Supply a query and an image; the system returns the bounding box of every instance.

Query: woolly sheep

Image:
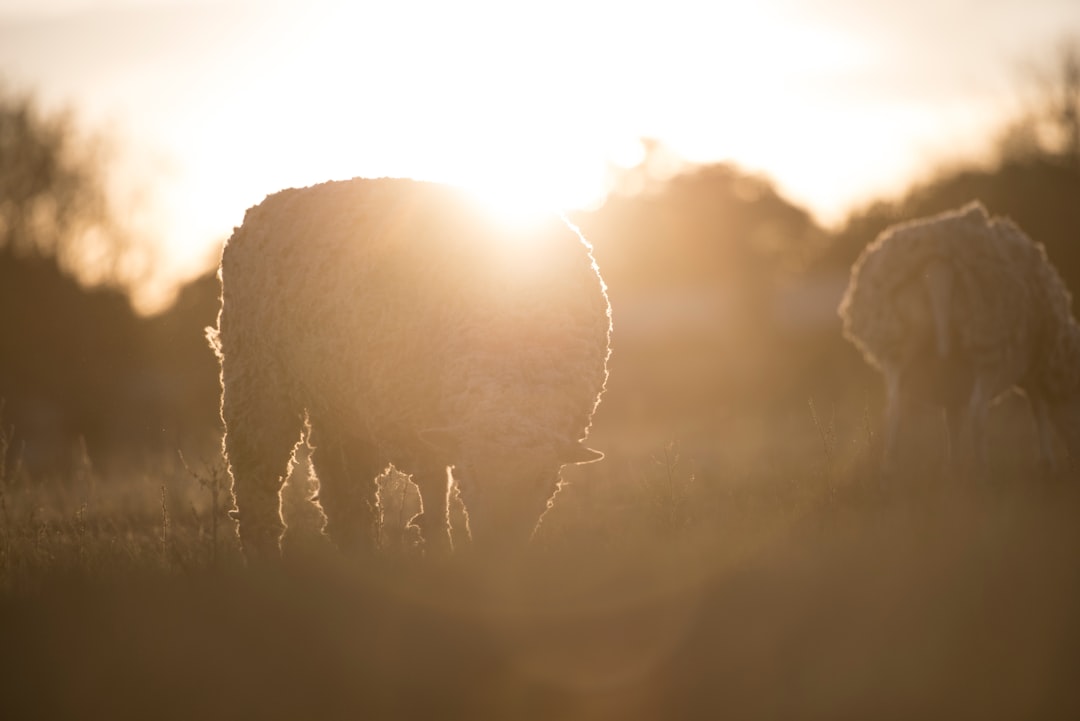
[207,177,611,559]
[838,201,1080,482]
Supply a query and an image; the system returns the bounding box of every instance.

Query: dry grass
[1,398,1079,720]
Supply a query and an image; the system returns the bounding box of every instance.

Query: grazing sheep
[838,201,1080,482]
[207,177,611,559]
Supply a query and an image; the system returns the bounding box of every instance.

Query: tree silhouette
[0,84,149,292]
[0,86,166,473]
[997,40,1080,169]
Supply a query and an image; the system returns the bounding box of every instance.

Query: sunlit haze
[1,0,1078,312]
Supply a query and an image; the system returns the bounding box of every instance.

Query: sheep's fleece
[840,201,1079,396]
[839,200,1080,476]
[209,177,611,557]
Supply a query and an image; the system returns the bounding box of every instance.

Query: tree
[997,39,1080,169]
[0,85,164,472]
[0,84,150,293]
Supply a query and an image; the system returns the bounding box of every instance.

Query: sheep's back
[218,177,610,447]
[839,204,1052,378]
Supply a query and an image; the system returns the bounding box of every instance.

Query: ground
[1,395,1078,720]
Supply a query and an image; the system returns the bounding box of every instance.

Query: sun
[456,179,571,229]
[425,146,611,230]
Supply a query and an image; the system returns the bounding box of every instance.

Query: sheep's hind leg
[880,368,905,488]
[964,377,993,484]
[943,401,973,483]
[1030,394,1059,480]
[409,462,454,554]
[222,381,305,561]
[308,427,385,555]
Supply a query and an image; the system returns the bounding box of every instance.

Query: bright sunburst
[451,165,606,228]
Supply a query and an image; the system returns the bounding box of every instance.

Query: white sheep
[838,201,1080,482]
[207,177,611,558]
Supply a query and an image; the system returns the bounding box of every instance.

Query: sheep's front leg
[409,463,454,554]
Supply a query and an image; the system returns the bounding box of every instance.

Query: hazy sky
[1,0,1078,311]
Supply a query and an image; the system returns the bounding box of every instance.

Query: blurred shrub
[0,87,215,474]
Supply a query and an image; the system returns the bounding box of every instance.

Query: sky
[1,0,1078,312]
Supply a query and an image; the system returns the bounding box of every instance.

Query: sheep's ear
[961,200,988,221]
[419,427,461,455]
[564,442,604,465]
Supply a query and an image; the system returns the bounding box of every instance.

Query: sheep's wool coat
[839,201,1080,398]
[215,178,610,519]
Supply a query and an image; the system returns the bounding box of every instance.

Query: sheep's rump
[838,202,1076,392]
[216,177,611,454]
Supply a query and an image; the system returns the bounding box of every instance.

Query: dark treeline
[0,86,219,474]
[820,157,1080,281]
[0,250,220,474]
[1,65,1079,472]
[6,151,1077,473]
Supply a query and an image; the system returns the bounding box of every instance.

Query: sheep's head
[420,427,602,548]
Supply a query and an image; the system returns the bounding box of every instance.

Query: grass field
[2,398,1079,720]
